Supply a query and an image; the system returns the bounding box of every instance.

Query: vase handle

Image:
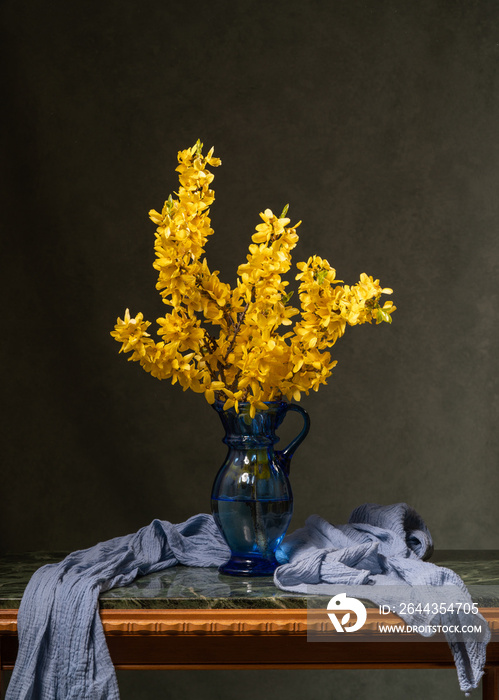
[277,403,311,474]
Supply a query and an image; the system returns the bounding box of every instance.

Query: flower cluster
[111,141,395,417]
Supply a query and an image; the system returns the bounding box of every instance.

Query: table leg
[483,667,499,700]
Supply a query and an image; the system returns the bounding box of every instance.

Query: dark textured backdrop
[2,0,498,697]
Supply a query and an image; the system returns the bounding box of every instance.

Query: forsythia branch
[111,142,396,416]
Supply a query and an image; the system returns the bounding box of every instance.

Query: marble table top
[1,550,498,610]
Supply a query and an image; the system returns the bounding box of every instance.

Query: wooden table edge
[2,607,499,635]
[2,608,499,699]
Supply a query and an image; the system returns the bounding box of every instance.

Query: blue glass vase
[211,400,310,576]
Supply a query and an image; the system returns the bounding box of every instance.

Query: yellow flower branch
[111,141,396,417]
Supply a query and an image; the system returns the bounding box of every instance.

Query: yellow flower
[111,142,395,411]
[111,309,153,358]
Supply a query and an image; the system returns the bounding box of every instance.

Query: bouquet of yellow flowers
[111,141,395,417]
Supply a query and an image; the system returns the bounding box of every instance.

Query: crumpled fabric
[274,503,490,694]
[6,504,489,698]
[7,515,229,700]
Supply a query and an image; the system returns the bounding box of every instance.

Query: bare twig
[223,300,251,363]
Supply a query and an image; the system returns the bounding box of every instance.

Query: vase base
[219,555,278,577]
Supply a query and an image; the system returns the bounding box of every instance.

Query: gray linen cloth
[6,503,489,698]
[274,503,490,695]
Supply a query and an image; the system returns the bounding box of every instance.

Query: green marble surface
[1,550,498,610]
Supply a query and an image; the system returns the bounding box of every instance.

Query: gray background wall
[2,0,498,697]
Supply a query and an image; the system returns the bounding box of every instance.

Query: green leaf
[316,269,328,284]
[283,290,294,304]
[376,309,392,324]
[280,203,289,218]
